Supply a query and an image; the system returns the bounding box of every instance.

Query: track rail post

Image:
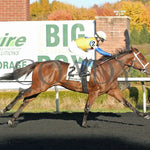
[141,81,146,113]
[55,86,59,112]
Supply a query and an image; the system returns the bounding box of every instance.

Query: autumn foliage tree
[93,3,115,16]
[30,0,50,20]
[120,1,147,31]
[30,0,150,43]
[48,0,97,20]
[48,10,72,20]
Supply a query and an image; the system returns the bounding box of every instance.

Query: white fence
[54,77,150,113]
[117,77,150,113]
[0,77,149,113]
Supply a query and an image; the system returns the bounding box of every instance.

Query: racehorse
[0,47,150,127]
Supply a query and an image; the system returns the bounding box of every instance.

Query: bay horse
[0,47,150,127]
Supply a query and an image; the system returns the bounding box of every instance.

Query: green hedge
[0,86,149,112]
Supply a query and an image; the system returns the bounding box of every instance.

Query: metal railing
[55,77,150,113]
[117,77,150,113]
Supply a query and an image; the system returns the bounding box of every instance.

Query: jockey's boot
[79,58,89,77]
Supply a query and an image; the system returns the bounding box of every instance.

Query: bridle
[127,51,149,73]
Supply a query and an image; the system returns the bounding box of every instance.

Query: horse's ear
[131,46,134,51]
[131,46,139,52]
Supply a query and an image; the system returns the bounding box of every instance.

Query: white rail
[55,77,150,113]
[117,77,150,82]
[0,77,149,113]
[118,77,150,113]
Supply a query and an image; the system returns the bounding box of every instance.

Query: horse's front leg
[108,88,150,119]
[82,92,99,128]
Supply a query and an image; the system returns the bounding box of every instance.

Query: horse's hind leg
[0,89,25,115]
[7,86,42,126]
[8,94,39,126]
[108,88,150,119]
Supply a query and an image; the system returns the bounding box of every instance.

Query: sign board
[0,21,95,89]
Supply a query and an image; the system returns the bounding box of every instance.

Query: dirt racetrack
[0,112,150,150]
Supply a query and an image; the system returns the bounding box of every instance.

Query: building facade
[0,0,30,21]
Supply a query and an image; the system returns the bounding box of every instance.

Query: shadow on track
[0,136,150,150]
[0,112,143,127]
[0,112,150,150]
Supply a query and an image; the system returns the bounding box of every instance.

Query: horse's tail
[0,62,39,80]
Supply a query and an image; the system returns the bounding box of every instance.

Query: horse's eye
[141,56,145,61]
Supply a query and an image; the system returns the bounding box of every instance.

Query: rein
[93,56,115,69]
[93,50,149,73]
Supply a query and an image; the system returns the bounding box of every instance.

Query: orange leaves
[30,2,42,19]
[96,7,115,16]
[93,3,115,16]
[72,8,97,20]
[30,0,150,32]
[48,10,72,20]
[49,1,97,20]
[30,0,50,20]
[120,1,150,31]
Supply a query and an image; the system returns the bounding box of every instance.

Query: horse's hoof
[82,125,90,128]
[144,115,150,119]
[82,122,90,128]
[0,110,4,115]
[8,120,13,126]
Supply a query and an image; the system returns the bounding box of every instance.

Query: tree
[30,2,42,20]
[30,0,50,20]
[73,8,97,20]
[139,24,150,44]
[130,0,150,4]
[40,0,50,20]
[121,1,146,31]
[93,3,115,16]
[130,26,140,44]
[48,10,72,20]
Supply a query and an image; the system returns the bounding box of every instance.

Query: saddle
[80,57,113,93]
[66,58,110,93]
[66,59,93,93]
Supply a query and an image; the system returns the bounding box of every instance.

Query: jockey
[68,31,111,77]
[69,31,111,59]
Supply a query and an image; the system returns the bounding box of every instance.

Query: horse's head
[131,47,150,74]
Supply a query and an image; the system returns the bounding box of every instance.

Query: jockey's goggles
[100,38,104,42]
[95,33,105,42]
[97,38,104,43]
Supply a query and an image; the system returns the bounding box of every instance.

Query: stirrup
[79,71,90,77]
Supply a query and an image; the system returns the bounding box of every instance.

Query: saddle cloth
[66,61,93,82]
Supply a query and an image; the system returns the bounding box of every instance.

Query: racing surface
[0,112,150,150]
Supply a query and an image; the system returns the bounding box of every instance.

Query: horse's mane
[98,49,133,62]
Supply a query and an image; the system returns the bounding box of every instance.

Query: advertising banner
[0,20,95,89]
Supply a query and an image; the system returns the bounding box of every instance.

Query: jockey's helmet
[95,31,107,41]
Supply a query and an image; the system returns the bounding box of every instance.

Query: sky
[30,0,121,8]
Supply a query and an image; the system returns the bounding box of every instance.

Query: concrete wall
[0,0,30,21]
[95,16,130,59]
